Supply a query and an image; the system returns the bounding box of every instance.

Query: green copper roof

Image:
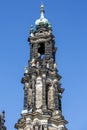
[35,4,51,28]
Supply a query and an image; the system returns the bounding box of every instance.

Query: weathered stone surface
[28,88,32,108]
[48,86,55,109]
[35,77,43,109]
[15,5,68,130]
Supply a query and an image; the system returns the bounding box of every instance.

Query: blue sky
[0,0,87,130]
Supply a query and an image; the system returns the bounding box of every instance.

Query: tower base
[15,110,68,130]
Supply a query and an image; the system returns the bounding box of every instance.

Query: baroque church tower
[15,5,68,130]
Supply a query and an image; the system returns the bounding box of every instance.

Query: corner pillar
[24,82,29,110]
[42,74,47,111]
[32,74,36,110]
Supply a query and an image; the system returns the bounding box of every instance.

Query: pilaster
[42,74,47,112]
[32,74,36,110]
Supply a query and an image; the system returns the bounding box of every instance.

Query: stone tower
[0,111,6,130]
[15,4,68,130]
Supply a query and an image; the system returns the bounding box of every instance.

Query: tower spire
[40,4,45,19]
[35,4,49,28]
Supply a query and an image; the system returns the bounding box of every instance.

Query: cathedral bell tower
[15,4,68,130]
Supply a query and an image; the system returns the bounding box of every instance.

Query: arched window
[38,43,45,59]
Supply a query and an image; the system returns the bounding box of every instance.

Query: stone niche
[35,77,43,109]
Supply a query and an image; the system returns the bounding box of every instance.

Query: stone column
[24,82,29,110]
[35,126,39,130]
[30,44,32,60]
[48,85,55,110]
[45,42,50,60]
[40,125,42,130]
[54,84,59,110]
[42,74,47,111]
[53,79,59,110]
[32,75,36,110]
[35,77,43,109]
[28,84,32,110]
[34,43,38,58]
[49,41,53,59]
[43,125,48,130]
